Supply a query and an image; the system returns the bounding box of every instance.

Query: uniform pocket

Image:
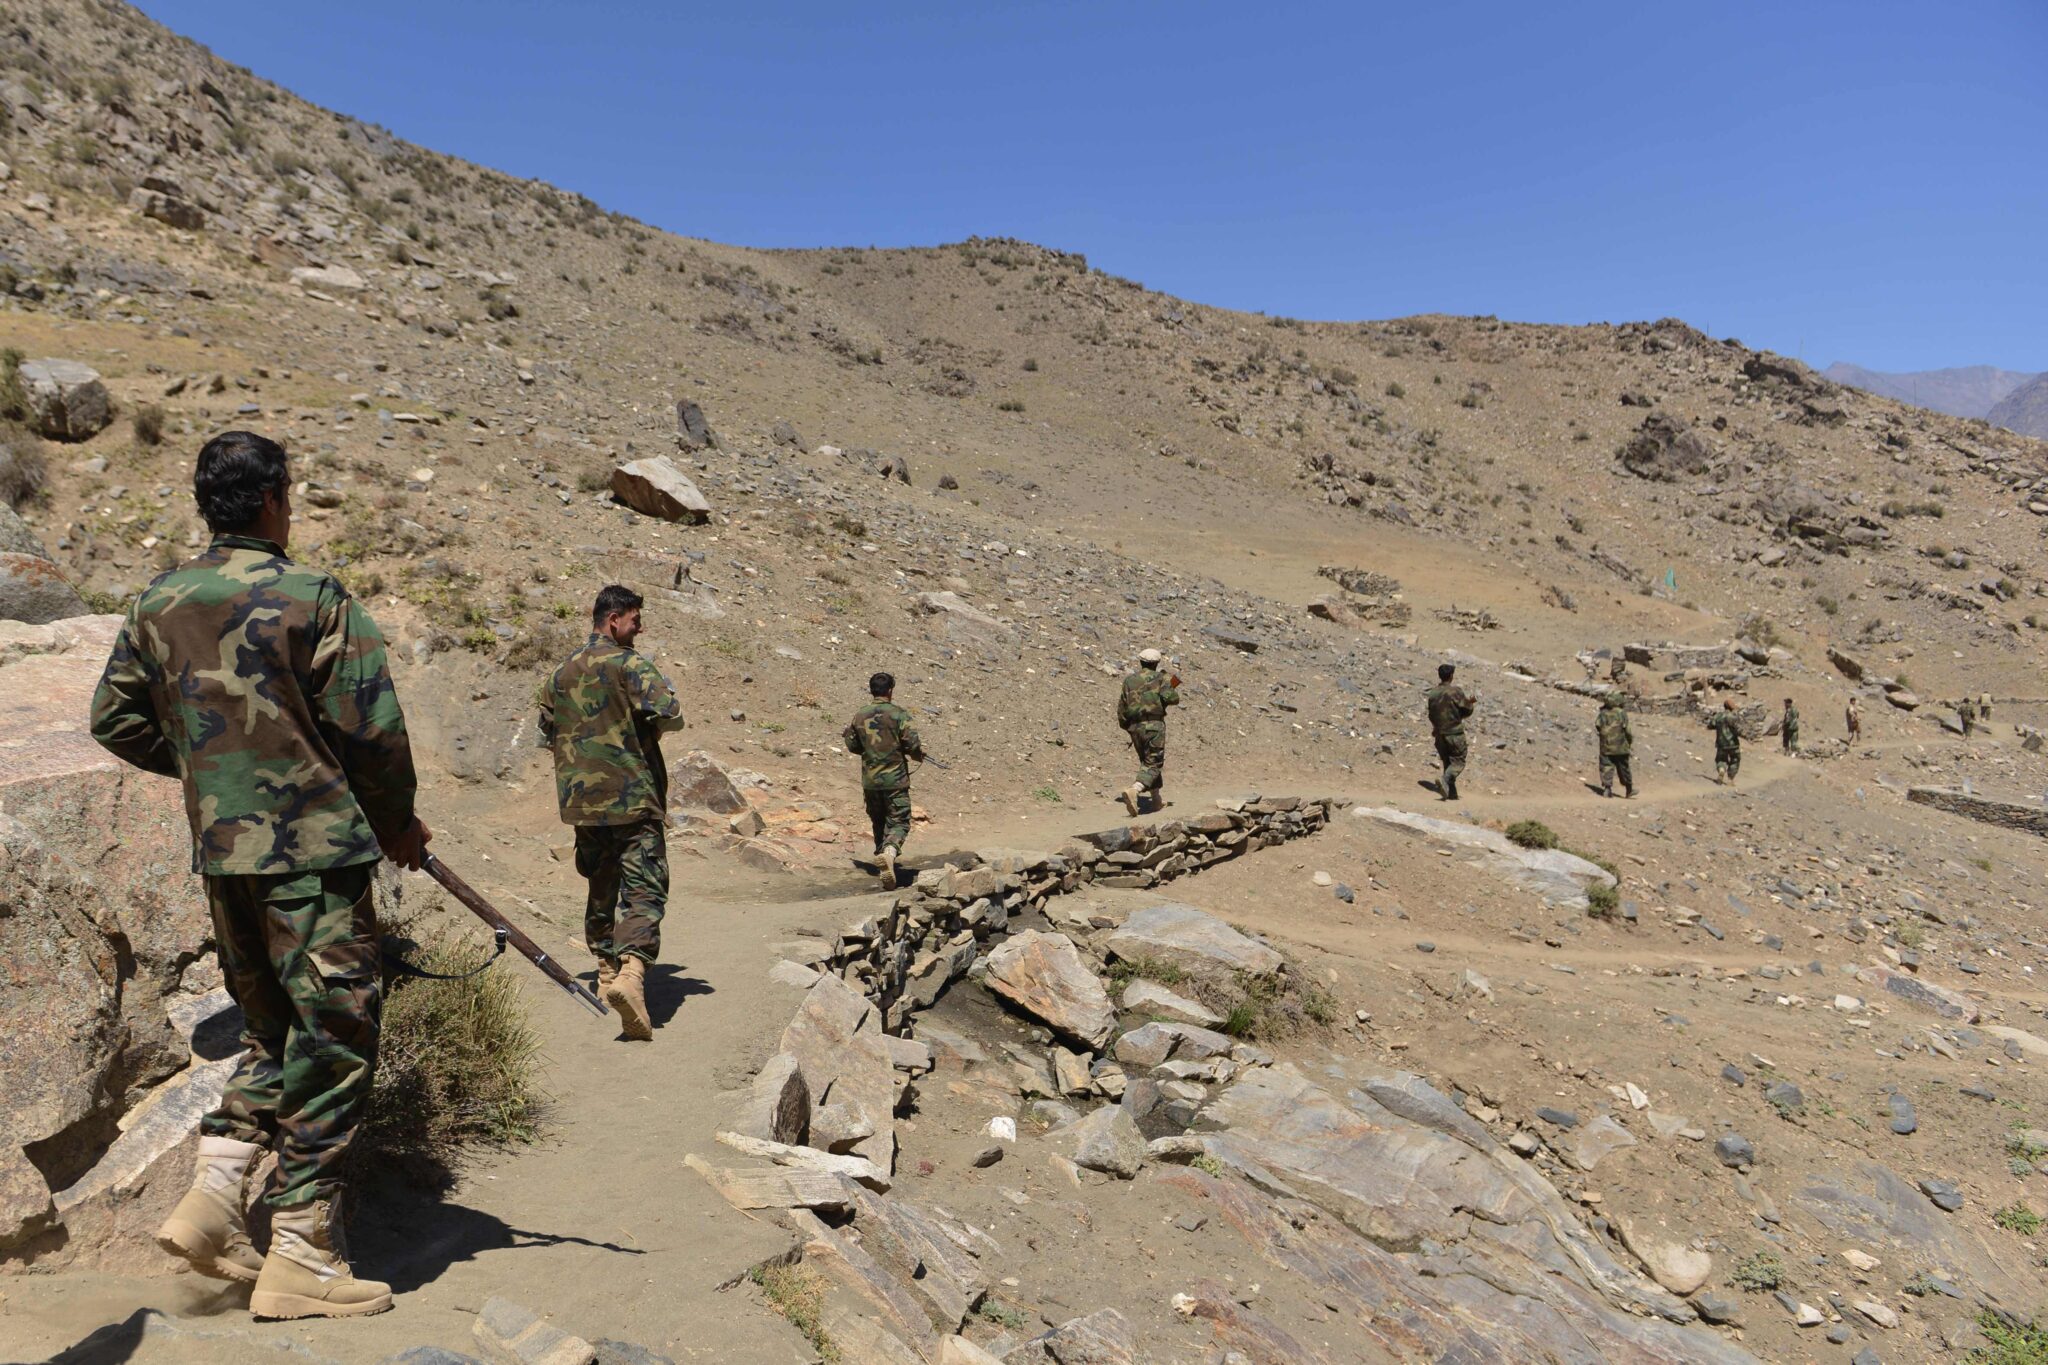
[309,939,380,983]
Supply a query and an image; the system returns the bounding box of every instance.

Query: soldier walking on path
[90,431,427,1320]
[1846,694,1863,741]
[1958,695,1978,737]
[1781,698,1801,754]
[1425,663,1476,801]
[1597,692,1635,798]
[843,671,925,887]
[538,584,685,1042]
[1709,699,1744,784]
[1116,648,1180,816]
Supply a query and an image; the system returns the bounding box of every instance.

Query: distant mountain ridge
[1820,362,2037,420]
[1989,373,2048,440]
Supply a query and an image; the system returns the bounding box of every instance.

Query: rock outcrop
[18,359,111,442]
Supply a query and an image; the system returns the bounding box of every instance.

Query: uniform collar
[211,533,286,556]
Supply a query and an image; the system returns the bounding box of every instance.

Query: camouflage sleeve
[89,610,179,778]
[535,673,556,746]
[311,588,418,837]
[626,654,686,733]
[1160,682,1181,709]
[900,712,926,761]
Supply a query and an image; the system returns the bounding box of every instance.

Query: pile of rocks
[799,798,1337,1029]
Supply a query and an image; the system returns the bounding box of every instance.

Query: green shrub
[131,403,166,447]
[1730,1251,1784,1292]
[1586,883,1620,918]
[1972,1310,2048,1364]
[1505,820,1558,850]
[1994,1203,2044,1236]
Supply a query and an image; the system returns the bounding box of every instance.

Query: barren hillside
[6,4,2048,1364]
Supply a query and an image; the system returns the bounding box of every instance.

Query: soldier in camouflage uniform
[1424,663,1476,801]
[1708,699,1744,784]
[1117,648,1180,815]
[91,431,426,1320]
[1957,695,1978,737]
[843,671,926,887]
[1597,692,1635,798]
[1781,698,1801,754]
[538,584,684,1042]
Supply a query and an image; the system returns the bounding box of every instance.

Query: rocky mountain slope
[1990,372,2048,441]
[5,4,2048,1364]
[1821,364,2036,423]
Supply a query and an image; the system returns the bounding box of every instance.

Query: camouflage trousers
[201,863,381,1208]
[1782,725,1799,753]
[1599,753,1633,795]
[575,819,667,965]
[1126,723,1167,793]
[864,786,912,854]
[1435,734,1468,788]
[1717,747,1741,781]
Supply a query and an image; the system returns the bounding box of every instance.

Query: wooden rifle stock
[422,854,608,1018]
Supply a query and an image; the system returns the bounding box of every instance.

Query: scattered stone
[1572,1115,1638,1171]
[1919,1177,1963,1212]
[674,400,715,450]
[1536,1106,1580,1129]
[1120,979,1223,1028]
[1855,1298,1900,1329]
[1721,1063,1747,1087]
[1693,1293,1742,1325]
[984,930,1115,1050]
[1508,1131,1541,1157]
[1887,1095,1917,1136]
[1715,1134,1756,1169]
[972,1145,1003,1168]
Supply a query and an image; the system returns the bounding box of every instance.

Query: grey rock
[1887,1095,1917,1136]
[1763,1080,1804,1111]
[1715,1134,1756,1169]
[1061,1105,1146,1179]
[1352,806,1616,908]
[1919,1177,1963,1212]
[18,359,111,441]
[1721,1063,1747,1086]
[611,456,712,524]
[473,1295,597,1365]
[674,399,715,450]
[1536,1107,1580,1129]
[1104,903,1283,981]
[1693,1292,1742,1325]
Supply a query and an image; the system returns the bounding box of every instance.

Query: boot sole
[156,1219,260,1284]
[250,1290,392,1320]
[606,983,654,1041]
[1118,792,1139,817]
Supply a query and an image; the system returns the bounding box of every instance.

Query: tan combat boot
[249,1197,391,1319]
[156,1135,266,1282]
[876,845,898,889]
[595,958,618,996]
[1118,785,1141,817]
[607,955,653,1041]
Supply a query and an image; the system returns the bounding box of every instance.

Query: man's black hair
[869,671,895,697]
[194,430,289,534]
[592,583,643,627]
[1438,663,1455,681]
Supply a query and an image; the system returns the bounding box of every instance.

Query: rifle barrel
[422,854,608,1018]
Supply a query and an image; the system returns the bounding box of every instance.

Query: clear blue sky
[137,1,2046,373]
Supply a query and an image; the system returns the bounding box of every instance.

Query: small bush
[996,399,1025,413]
[501,618,580,671]
[1385,381,1406,399]
[131,403,166,447]
[0,348,30,423]
[1586,883,1620,918]
[1730,1251,1784,1292]
[354,923,545,1189]
[1972,1310,2048,1364]
[750,1262,837,1361]
[1505,820,1559,850]
[1994,1203,2044,1236]
[1022,357,1039,371]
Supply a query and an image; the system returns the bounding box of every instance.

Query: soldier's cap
[1138,648,1162,664]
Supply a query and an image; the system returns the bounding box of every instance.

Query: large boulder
[128,187,204,230]
[984,931,1114,1051]
[778,973,895,1171]
[289,264,367,294]
[1616,414,1713,482]
[0,616,223,1271]
[913,591,1018,658]
[669,749,752,814]
[18,360,111,442]
[611,456,712,524]
[1103,904,1283,981]
[0,510,86,623]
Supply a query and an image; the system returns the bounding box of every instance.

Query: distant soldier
[538,584,685,1042]
[1781,698,1801,754]
[1979,693,1994,722]
[1846,694,1863,741]
[843,671,926,887]
[1596,692,1635,798]
[1424,662,1476,801]
[1708,699,1743,784]
[90,431,427,1319]
[1958,695,1978,738]
[1116,648,1180,815]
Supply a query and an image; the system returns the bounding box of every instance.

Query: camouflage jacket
[538,633,685,825]
[1782,705,1801,734]
[89,534,418,875]
[1596,699,1633,756]
[1425,683,1475,739]
[1118,667,1180,730]
[1708,712,1743,753]
[843,701,924,791]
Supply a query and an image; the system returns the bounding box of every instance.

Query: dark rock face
[1616,414,1714,482]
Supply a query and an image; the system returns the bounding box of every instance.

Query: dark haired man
[843,671,925,887]
[1424,662,1476,801]
[91,430,426,1319]
[537,584,684,1040]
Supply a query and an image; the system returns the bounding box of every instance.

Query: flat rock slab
[1121,979,1223,1027]
[984,930,1114,1050]
[1104,903,1283,980]
[778,972,896,1170]
[913,591,1019,658]
[1352,806,1615,907]
[1853,965,1979,1023]
[611,456,711,524]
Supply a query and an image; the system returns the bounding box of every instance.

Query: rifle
[919,755,950,771]
[422,854,609,1018]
